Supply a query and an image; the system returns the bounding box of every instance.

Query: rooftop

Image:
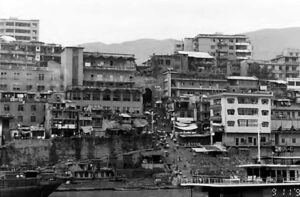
[177,51,214,59]
[208,91,273,98]
[227,76,258,81]
[195,34,248,39]
[84,51,135,60]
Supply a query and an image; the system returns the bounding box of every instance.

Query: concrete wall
[0,135,153,166]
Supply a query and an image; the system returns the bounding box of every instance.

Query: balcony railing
[84,65,136,71]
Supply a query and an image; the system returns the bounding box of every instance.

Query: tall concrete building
[241,49,300,80]
[0,36,63,141]
[209,92,272,146]
[175,33,252,75]
[0,17,39,42]
[64,51,144,118]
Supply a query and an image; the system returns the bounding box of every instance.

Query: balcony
[66,85,142,92]
[235,42,251,46]
[210,115,222,121]
[236,49,251,53]
[84,65,136,71]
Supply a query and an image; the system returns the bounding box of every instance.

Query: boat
[62,160,126,183]
[0,169,61,197]
[181,125,300,197]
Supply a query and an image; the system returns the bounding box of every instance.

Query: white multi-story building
[209,92,273,146]
[0,17,39,41]
[287,78,300,91]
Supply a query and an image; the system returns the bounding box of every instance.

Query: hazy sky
[1,0,300,45]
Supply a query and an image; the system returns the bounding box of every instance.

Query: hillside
[79,39,178,64]
[245,27,300,60]
[78,27,300,64]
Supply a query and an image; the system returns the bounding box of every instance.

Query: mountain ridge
[79,27,300,64]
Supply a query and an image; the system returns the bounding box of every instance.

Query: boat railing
[182,175,300,185]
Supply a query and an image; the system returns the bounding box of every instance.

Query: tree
[248,63,274,80]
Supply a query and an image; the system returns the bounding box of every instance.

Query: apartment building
[241,49,300,80]
[163,71,227,98]
[0,17,39,41]
[0,37,63,92]
[147,51,216,90]
[209,92,273,146]
[175,33,252,75]
[0,37,63,141]
[63,48,143,117]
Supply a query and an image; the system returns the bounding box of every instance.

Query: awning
[175,122,188,127]
[120,124,132,131]
[134,119,148,127]
[176,123,198,131]
[171,117,194,124]
[81,126,93,134]
[192,148,207,153]
[120,113,131,118]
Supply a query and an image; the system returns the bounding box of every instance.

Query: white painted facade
[210,92,273,134]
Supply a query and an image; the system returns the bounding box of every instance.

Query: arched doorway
[143,88,152,110]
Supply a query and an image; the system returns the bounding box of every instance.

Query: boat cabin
[240,163,300,183]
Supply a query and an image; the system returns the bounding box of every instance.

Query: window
[113,91,121,101]
[6,22,14,26]
[103,91,111,101]
[0,84,7,90]
[260,137,266,143]
[227,98,235,104]
[166,60,171,65]
[18,105,24,111]
[213,99,221,105]
[72,92,81,100]
[238,108,258,115]
[248,137,253,144]
[14,72,20,79]
[261,99,269,104]
[4,104,10,111]
[238,97,258,104]
[31,105,36,111]
[227,109,235,115]
[133,92,140,102]
[17,116,23,122]
[92,91,100,100]
[83,92,91,100]
[281,138,285,144]
[262,122,269,127]
[38,74,44,80]
[262,110,269,116]
[296,82,300,86]
[26,85,33,91]
[229,46,234,50]
[30,116,36,122]
[227,121,235,127]
[238,119,258,127]
[292,138,297,143]
[123,91,131,101]
[37,85,45,92]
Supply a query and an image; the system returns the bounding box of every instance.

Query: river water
[50,188,205,197]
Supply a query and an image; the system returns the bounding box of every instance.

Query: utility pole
[258,123,261,163]
[151,111,154,133]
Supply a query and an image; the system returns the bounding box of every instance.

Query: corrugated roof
[227,76,258,81]
[177,51,214,59]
